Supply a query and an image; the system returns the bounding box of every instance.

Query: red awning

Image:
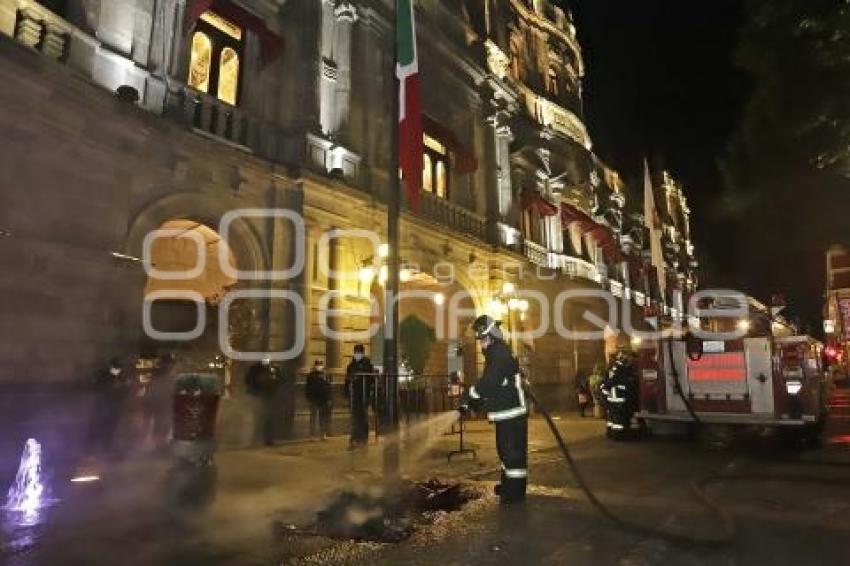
[423,115,478,173]
[187,0,283,63]
[561,202,623,262]
[521,186,559,216]
[560,201,596,233]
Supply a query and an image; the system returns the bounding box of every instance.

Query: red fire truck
[636,309,829,442]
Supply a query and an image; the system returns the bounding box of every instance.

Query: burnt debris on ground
[287,479,479,543]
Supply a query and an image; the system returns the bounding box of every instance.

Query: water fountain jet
[5,438,46,524]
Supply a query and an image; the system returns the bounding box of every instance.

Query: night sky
[568,1,826,330]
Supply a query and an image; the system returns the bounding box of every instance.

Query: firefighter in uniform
[600,349,638,438]
[460,315,528,504]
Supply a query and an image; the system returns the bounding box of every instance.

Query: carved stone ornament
[485,40,510,80]
[334,0,358,22]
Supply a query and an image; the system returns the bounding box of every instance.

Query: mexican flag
[397,0,423,213]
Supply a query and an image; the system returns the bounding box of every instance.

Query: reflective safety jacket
[600,357,637,409]
[467,340,527,422]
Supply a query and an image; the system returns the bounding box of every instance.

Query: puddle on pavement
[279,479,480,543]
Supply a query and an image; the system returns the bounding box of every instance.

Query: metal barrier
[296,371,469,437]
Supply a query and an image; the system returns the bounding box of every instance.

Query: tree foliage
[399,314,436,376]
[727,0,850,185]
[721,0,850,328]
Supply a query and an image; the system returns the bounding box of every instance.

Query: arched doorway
[141,219,239,366]
[397,273,478,381]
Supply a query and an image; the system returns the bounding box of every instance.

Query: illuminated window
[547,67,559,96]
[435,161,447,198]
[422,153,433,193]
[218,48,239,105]
[422,132,449,200]
[188,32,212,93]
[187,12,242,105]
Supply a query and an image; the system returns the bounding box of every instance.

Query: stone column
[318,0,337,135]
[332,1,358,139]
[325,228,342,370]
[496,123,515,222]
[266,183,304,371]
[302,225,321,367]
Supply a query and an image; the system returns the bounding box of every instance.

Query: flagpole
[383,0,401,477]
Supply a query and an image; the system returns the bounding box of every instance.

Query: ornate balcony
[10,1,68,61]
[523,240,548,267]
[418,192,487,242]
[164,86,257,150]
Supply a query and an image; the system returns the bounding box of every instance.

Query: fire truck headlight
[785,380,803,395]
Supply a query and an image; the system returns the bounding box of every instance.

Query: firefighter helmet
[472,315,500,340]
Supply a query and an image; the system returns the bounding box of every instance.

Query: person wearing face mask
[459,315,528,504]
[305,359,332,440]
[345,344,375,449]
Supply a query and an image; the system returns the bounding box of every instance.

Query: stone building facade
[0,0,701,448]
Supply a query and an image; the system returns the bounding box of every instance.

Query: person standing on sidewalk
[576,369,591,418]
[345,345,375,449]
[460,315,528,505]
[588,363,605,418]
[245,357,280,446]
[306,359,332,440]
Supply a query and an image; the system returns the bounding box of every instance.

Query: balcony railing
[560,255,600,282]
[523,240,548,267]
[419,192,487,241]
[165,86,256,150]
[8,0,71,61]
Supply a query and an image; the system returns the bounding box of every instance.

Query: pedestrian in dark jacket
[245,357,280,446]
[306,359,332,440]
[88,357,131,455]
[345,345,375,449]
[575,369,591,418]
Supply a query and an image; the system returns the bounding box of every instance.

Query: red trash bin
[172,373,222,465]
[173,393,220,442]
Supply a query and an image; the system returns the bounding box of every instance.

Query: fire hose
[521,339,850,548]
[524,383,736,548]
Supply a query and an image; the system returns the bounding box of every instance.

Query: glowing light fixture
[433,292,445,306]
[378,243,389,258]
[358,266,375,283]
[502,282,515,295]
[736,319,751,332]
[488,299,506,320]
